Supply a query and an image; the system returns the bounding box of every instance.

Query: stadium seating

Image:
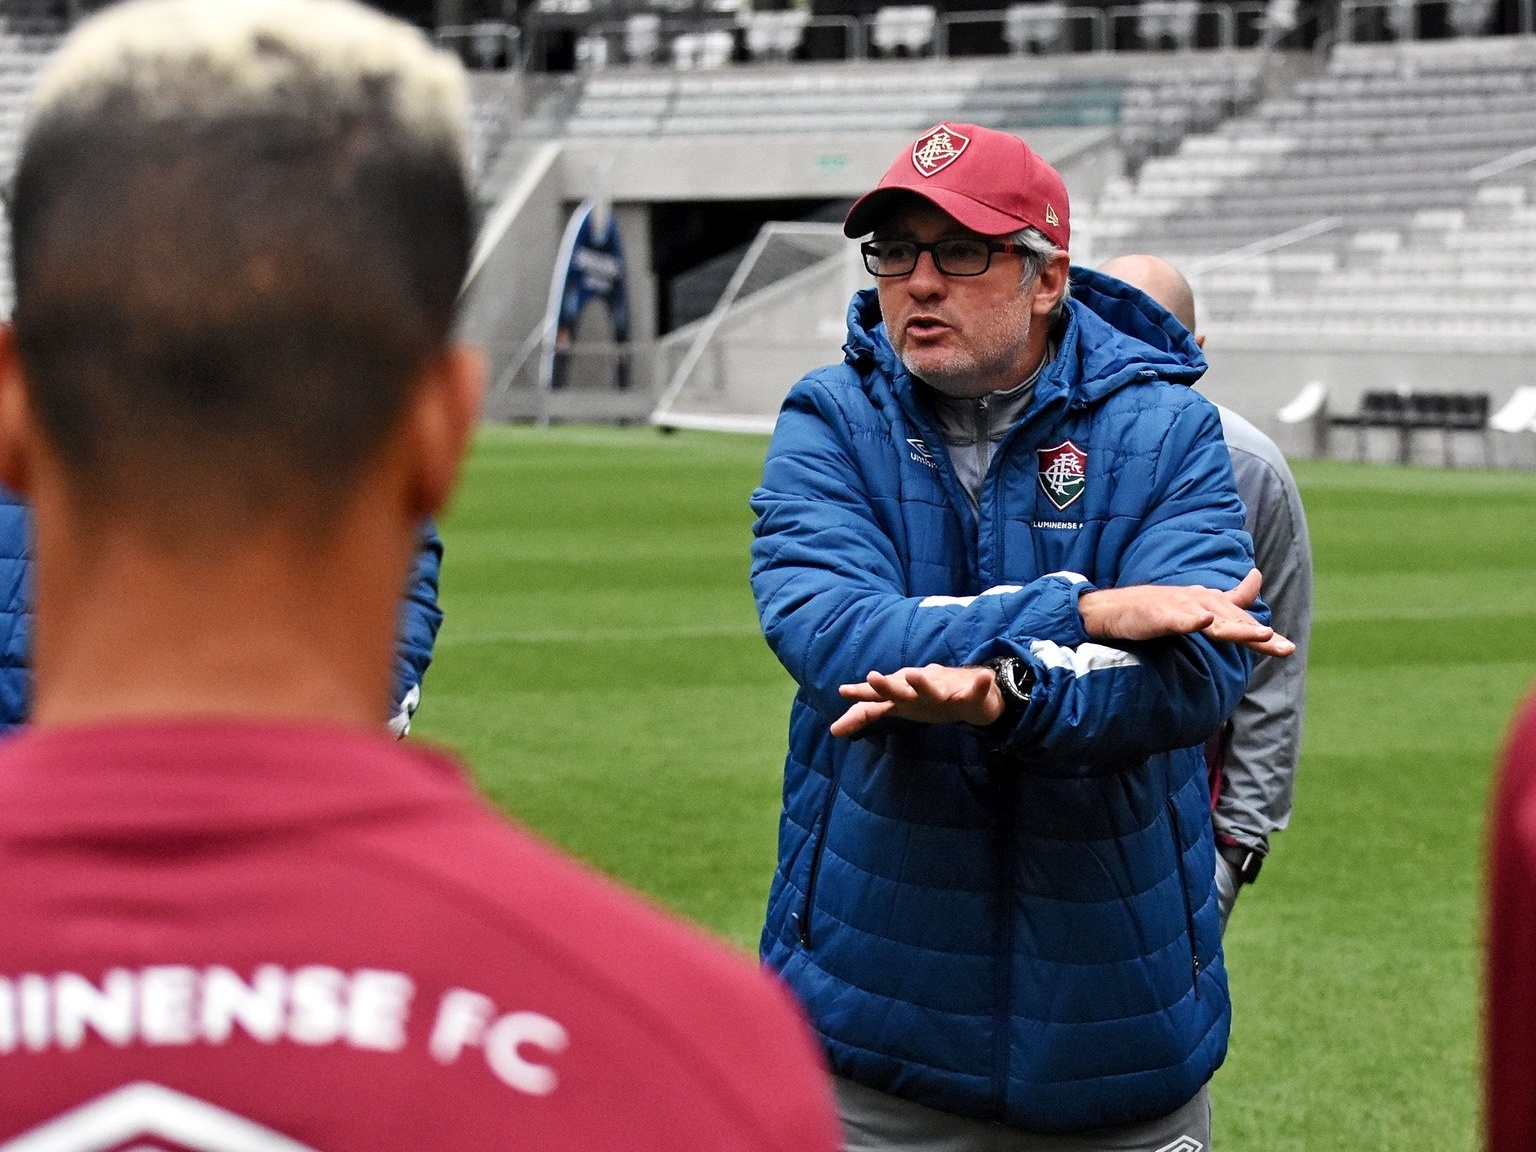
[1327,387,1493,464]
[559,51,1261,141]
[1491,385,1536,432]
[1087,36,1536,355]
[870,5,938,57]
[1003,3,1070,54]
[742,9,810,62]
[0,6,66,319]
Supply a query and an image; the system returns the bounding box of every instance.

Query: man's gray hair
[1009,226,1071,322]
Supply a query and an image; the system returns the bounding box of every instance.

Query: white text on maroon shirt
[0,966,568,1095]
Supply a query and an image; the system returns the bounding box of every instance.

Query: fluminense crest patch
[1037,440,1087,511]
[911,125,969,177]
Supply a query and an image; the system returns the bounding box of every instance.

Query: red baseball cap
[843,122,1070,250]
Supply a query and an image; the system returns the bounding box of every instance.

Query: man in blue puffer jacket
[0,485,443,737]
[751,123,1295,1150]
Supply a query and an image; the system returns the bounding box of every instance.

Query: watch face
[993,658,1028,705]
[1005,665,1024,698]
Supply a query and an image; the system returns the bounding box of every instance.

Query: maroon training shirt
[0,721,840,1151]
[1488,689,1536,1152]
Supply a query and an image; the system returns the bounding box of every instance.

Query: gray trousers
[836,1076,1211,1152]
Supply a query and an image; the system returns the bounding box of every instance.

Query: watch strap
[1217,840,1264,885]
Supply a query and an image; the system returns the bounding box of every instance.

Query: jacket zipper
[794,766,843,949]
[991,766,1018,1119]
[975,396,991,489]
[1166,797,1201,997]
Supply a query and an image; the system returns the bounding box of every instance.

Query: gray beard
[899,355,994,399]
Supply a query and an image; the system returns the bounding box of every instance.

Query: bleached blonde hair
[9,0,476,534]
[29,0,470,174]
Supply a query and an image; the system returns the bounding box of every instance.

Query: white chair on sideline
[1276,381,1329,459]
[1489,386,1536,468]
[1489,386,1536,434]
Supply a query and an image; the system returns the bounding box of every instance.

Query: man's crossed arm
[831,569,1293,737]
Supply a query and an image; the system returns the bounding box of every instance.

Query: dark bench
[1328,390,1491,466]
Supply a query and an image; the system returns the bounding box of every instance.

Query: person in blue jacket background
[751,123,1295,1151]
[387,519,447,738]
[0,486,27,733]
[0,483,443,737]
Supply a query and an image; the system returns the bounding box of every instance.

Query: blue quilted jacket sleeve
[751,371,1090,723]
[994,399,1259,769]
[0,488,29,735]
[751,370,1258,776]
[392,519,444,714]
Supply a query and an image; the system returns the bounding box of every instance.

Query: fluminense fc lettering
[0,965,568,1097]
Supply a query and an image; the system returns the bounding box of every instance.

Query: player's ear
[1031,250,1071,319]
[0,325,36,496]
[403,342,485,520]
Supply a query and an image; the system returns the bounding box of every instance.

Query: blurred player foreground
[0,2,840,1148]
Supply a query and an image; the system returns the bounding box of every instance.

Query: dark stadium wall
[651,199,841,334]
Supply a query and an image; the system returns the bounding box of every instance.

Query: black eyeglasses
[861,238,1022,278]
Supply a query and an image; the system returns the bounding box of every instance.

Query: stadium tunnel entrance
[651,198,851,334]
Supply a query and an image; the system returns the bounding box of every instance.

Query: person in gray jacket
[1100,254,1313,933]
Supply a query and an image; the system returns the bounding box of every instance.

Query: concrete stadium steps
[467,72,526,193]
[560,52,1262,141]
[0,16,66,319]
[1084,35,1536,350]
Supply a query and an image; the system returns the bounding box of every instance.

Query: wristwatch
[983,656,1034,714]
[1217,840,1264,886]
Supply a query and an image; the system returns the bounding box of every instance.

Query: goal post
[650,222,868,434]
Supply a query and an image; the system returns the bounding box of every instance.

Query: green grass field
[417,424,1536,1151]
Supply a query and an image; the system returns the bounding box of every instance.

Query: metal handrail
[1183,216,1343,277]
[1468,145,1536,184]
[512,0,1535,69]
[571,10,864,63]
[539,0,1310,68]
[932,7,1107,55]
[436,22,523,70]
[1337,0,1533,40]
[1101,0,1270,50]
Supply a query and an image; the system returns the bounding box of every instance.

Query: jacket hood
[841,264,1206,407]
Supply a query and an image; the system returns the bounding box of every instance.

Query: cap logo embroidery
[1038,440,1087,511]
[911,125,970,177]
[1045,203,1060,227]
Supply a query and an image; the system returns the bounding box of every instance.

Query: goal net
[650,222,868,434]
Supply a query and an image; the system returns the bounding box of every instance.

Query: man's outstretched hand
[831,664,1004,738]
[1077,569,1294,657]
